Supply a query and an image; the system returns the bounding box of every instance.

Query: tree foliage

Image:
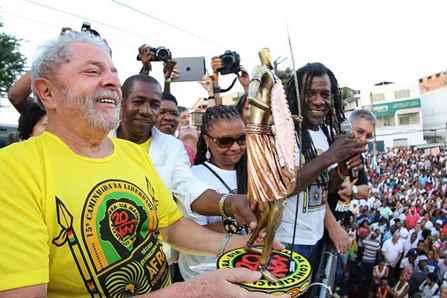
[0,22,26,96]
[275,67,293,87]
[340,86,354,101]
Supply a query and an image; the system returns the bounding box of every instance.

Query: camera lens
[156,48,171,62]
[222,55,234,64]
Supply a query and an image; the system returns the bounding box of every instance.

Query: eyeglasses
[206,133,246,148]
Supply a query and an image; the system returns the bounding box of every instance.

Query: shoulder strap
[202,163,232,192]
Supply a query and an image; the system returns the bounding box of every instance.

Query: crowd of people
[0,26,446,298]
[334,147,447,297]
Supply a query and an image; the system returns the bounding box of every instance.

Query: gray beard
[62,89,121,133]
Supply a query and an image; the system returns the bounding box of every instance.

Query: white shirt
[112,127,211,214]
[419,280,439,298]
[403,237,418,256]
[178,162,237,280]
[111,128,211,263]
[277,128,331,245]
[382,238,404,267]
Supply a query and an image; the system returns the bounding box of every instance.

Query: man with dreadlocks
[276,62,367,274]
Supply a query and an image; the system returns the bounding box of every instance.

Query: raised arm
[7,70,32,113]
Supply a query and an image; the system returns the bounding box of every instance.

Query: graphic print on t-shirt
[53,179,170,297]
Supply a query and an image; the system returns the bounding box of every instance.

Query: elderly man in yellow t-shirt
[0,31,287,298]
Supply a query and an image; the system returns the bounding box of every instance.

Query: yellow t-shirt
[0,132,182,297]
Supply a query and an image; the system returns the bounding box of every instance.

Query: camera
[149,47,172,62]
[80,22,101,37]
[218,50,241,75]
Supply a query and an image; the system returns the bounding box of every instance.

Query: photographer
[200,52,249,106]
[137,43,179,92]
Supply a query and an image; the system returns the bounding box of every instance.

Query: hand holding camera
[210,51,247,94]
[137,44,173,75]
[211,51,241,75]
[137,44,154,74]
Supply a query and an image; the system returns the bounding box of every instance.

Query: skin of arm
[7,70,32,113]
[295,150,336,193]
[160,217,246,256]
[204,222,226,233]
[191,190,257,229]
[0,284,47,298]
[324,202,351,253]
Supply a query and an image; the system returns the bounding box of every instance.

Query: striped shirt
[362,237,381,263]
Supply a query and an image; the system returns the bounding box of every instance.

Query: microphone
[340,119,353,135]
[340,119,359,179]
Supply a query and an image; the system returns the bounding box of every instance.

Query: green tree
[0,22,26,96]
[340,86,354,100]
[275,67,293,86]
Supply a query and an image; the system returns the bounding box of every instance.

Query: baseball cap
[418,255,428,262]
[407,248,418,257]
[436,219,443,225]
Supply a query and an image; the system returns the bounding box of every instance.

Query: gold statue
[246,48,298,281]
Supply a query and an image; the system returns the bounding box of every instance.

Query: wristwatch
[219,194,244,234]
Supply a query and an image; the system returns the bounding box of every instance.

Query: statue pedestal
[217,247,312,298]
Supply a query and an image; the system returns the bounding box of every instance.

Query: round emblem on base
[217,247,312,297]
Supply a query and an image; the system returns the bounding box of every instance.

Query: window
[398,112,420,125]
[394,89,410,99]
[372,93,385,102]
[376,116,395,127]
[393,138,408,147]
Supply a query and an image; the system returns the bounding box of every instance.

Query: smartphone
[172,57,206,82]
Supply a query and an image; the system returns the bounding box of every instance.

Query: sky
[1,0,446,115]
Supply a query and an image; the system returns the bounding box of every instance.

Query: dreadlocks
[286,62,345,164]
[195,105,248,194]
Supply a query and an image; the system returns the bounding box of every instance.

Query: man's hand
[180,268,290,298]
[137,44,154,74]
[238,66,250,92]
[227,234,284,252]
[224,194,257,231]
[327,223,352,254]
[163,60,179,80]
[326,135,367,165]
[199,74,215,96]
[346,154,363,172]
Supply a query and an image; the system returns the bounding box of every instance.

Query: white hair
[349,108,377,126]
[31,31,110,82]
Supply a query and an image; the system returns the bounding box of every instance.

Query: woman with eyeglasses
[178,105,248,281]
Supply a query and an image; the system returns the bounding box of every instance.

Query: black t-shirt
[328,158,369,222]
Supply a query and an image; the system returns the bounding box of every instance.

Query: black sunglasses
[206,133,246,148]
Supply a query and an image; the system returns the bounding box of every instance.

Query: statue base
[217,247,312,297]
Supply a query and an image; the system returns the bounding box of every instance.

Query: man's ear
[32,78,58,110]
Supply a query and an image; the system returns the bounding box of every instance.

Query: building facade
[419,71,447,144]
[359,81,425,149]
